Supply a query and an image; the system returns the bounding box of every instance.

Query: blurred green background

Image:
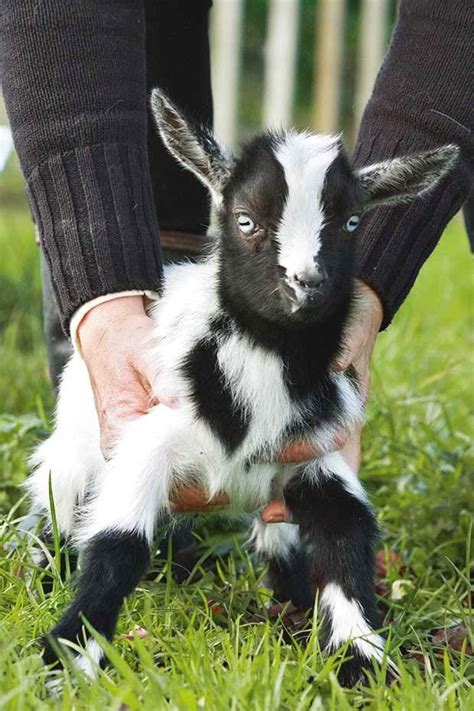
[238,0,397,136]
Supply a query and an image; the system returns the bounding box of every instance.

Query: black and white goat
[28,89,458,686]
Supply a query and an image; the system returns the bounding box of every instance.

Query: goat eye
[345,215,360,233]
[237,213,256,235]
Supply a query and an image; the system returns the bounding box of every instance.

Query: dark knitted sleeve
[354,0,473,329]
[0,1,162,333]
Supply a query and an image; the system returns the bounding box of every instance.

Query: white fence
[211,0,391,147]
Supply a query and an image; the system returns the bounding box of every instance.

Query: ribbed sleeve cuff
[27,142,163,334]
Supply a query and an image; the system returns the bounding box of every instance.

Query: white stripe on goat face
[274,132,340,287]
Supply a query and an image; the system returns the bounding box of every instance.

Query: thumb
[261,499,291,524]
[332,325,365,372]
[133,355,160,408]
[332,339,359,372]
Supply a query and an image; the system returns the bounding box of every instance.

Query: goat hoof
[336,649,396,688]
[43,630,105,679]
[42,633,65,668]
[336,649,374,688]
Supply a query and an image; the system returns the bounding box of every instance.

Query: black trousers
[144,0,213,235]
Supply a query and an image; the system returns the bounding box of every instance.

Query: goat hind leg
[284,453,390,688]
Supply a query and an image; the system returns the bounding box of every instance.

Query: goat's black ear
[356,145,459,211]
[151,88,233,204]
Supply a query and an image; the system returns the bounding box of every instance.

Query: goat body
[28,90,458,686]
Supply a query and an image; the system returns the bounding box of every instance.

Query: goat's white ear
[150,88,233,204]
[356,145,459,211]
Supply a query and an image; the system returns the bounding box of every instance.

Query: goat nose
[294,267,327,291]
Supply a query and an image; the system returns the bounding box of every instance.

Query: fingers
[332,342,356,372]
[332,324,365,372]
[261,499,290,524]
[170,487,289,521]
[332,281,383,376]
[133,360,161,410]
[79,302,163,459]
[169,483,230,513]
[97,374,153,458]
[278,441,320,463]
[277,429,346,464]
[353,360,371,401]
[339,426,362,474]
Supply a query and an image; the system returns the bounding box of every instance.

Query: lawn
[0,169,473,709]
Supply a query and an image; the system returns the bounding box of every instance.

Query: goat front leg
[284,452,391,688]
[43,410,177,675]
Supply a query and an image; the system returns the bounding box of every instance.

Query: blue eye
[345,215,360,232]
[237,213,256,235]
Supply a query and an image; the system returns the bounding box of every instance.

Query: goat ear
[150,88,233,204]
[356,145,459,211]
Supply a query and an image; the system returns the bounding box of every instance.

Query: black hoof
[42,633,66,667]
[42,618,85,667]
[336,647,396,688]
[336,648,374,688]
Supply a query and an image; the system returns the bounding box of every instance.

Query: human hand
[169,484,230,514]
[332,280,383,400]
[262,280,383,523]
[79,296,159,458]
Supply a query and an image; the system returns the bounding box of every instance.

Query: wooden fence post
[354,0,389,133]
[311,0,346,134]
[263,0,299,129]
[211,0,245,147]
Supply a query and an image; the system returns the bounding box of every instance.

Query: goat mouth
[280,279,324,313]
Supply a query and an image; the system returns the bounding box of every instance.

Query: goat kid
[27,89,458,686]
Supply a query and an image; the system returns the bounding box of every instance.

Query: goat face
[218,132,362,325]
[151,88,459,327]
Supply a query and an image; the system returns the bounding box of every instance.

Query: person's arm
[353,0,473,328]
[1,1,162,331]
[1,1,163,452]
[334,0,473,471]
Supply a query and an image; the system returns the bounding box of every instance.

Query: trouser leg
[145,0,213,235]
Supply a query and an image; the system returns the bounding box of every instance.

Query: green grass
[0,171,473,708]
